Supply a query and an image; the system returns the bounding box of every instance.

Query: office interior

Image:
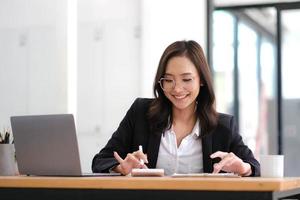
[0,0,299,176]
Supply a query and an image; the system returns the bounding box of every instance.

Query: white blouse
[156,119,203,176]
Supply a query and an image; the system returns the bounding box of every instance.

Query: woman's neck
[172,103,197,147]
[172,103,197,124]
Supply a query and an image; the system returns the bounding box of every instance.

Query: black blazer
[92,98,260,176]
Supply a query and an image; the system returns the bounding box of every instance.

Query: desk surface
[1,176,300,192]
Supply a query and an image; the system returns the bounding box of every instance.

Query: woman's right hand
[113,150,148,175]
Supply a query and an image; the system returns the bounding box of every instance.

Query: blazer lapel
[147,132,162,168]
[202,132,213,173]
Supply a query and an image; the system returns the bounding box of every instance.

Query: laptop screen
[11,114,82,176]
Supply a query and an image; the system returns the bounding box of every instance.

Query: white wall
[141,0,207,97]
[0,0,207,173]
[77,0,141,172]
[0,0,68,126]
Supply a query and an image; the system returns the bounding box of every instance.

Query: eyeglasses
[158,77,196,91]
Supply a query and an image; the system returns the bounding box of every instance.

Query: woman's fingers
[211,151,229,173]
[210,151,252,176]
[126,153,143,167]
[114,151,124,163]
[113,150,148,175]
[210,151,228,159]
[133,150,149,164]
[211,151,247,175]
[212,152,235,173]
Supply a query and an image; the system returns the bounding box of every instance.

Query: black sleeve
[229,116,261,177]
[91,98,139,173]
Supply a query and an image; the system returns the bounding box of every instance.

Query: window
[210,1,300,176]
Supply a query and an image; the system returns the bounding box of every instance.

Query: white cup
[260,155,284,178]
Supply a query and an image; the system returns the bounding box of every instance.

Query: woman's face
[162,56,200,111]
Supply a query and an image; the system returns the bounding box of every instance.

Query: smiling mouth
[173,94,188,99]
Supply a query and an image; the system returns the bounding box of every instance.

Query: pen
[139,145,144,166]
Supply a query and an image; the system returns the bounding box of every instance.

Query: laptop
[10,114,120,176]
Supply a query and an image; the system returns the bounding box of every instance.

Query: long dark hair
[148,40,218,136]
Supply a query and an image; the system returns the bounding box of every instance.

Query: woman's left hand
[210,151,252,176]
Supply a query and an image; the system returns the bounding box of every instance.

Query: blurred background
[0,0,299,175]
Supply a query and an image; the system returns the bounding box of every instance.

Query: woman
[92,40,260,176]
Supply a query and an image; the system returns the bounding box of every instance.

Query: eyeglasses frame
[158,76,197,91]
